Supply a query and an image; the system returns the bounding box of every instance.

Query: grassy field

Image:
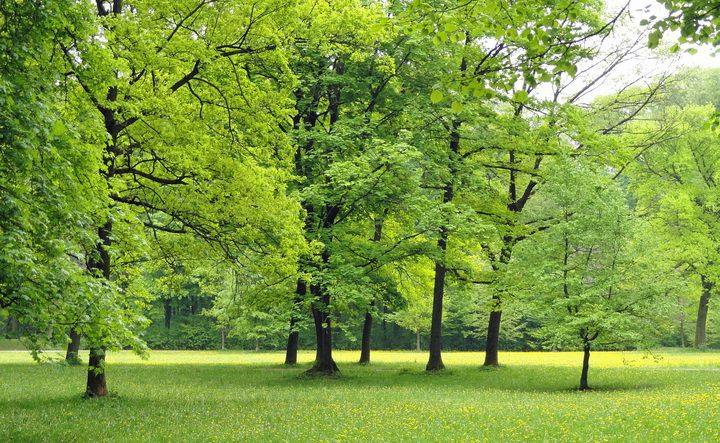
[2,349,720,442]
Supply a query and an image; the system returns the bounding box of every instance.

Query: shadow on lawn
[97,361,666,393]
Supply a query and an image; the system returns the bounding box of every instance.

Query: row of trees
[1,0,718,394]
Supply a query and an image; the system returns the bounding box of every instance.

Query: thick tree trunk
[163,299,172,329]
[84,220,112,397]
[307,299,339,375]
[483,302,502,366]
[416,331,421,352]
[359,310,373,364]
[285,330,299,364]
[85,348,108,397]
[579,342,591,391]
[66,329,81,364]
[695,275,713,348]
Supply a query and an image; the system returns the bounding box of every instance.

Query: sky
[552,0,720,103]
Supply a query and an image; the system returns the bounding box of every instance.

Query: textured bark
[695,275,713,348]
[85,348,108,397]
[483,306,502,366]
[359,310,373,364]
[579,342,591,391]
[65,329,81,364]
[307,293,339,375]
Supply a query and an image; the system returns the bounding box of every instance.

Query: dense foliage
[1,0,719,394]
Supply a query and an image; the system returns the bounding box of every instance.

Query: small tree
[511,162,674,390]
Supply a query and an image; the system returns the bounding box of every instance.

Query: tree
[56,0,304,396]
[510,161,674,390]
[622,103,720,348]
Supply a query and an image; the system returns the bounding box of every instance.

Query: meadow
[2,349,720,442]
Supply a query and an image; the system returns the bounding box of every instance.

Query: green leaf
[430,90,444,103]
[512,90,529,103]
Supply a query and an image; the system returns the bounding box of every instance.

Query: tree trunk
[695,275,713,348]
[85,348,108,397]
[307,298,339,375]
[66,329,81,364]
[579,342,591,391]
[220,327,225,350]
[483,302,502,366]
[255,338,260,352]
[426,237,448,371]
[84,220,112,397]
[163,299,172,329]
[416,331,421,352]
[359,310,373,364]
[359,218,383,365]
[285,279,306,365]
[426,117,461,372]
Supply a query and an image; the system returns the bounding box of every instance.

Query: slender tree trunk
[255,338,260,352]
[426,250,448,371]
[85,348,108,397]
[66,329,81,364]
[426,120,459,372]
[695,275,713,348]
[163,299,172,329]
[484,302,502,366]
[285,280,306,365]
[416,331,421,352]
[359,218,383,365]
[220,327,225,350]
[580,342,591,391]
[359,310,373,364]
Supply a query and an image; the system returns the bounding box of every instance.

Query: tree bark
[695,275,713,348]
[579,342,591,391]
[359,309,373,364]
[359,217,383,365]
[416,331,421,352]
[307,289,339,375]
[163,299,172,329]
[426,119,459,372]
[483,304,502,366]
[85,348,108,397]
[284,279,306,365]
[255,338,260,352]
[85,220,112,398]
[66,329,81,364]
[220,327,225,350]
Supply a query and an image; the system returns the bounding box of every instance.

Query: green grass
[2,349,720,442]
[0,338,26,350]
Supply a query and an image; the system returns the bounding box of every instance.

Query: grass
[0,338,26,350]
[2,349,720,442]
